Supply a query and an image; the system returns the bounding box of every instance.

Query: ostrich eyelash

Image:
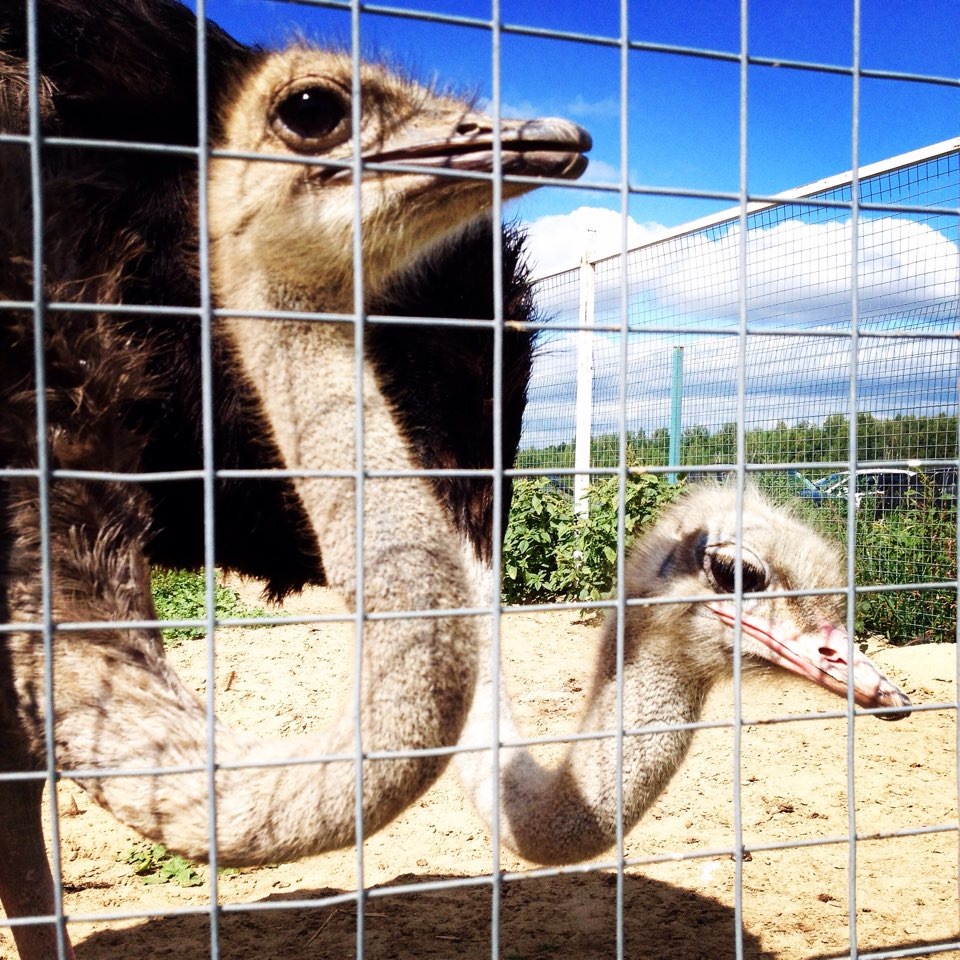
[700,542,769,594]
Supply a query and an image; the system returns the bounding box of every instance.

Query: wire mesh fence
[526,142,959,456]
[1,2,959,960]
[522,140,960,642]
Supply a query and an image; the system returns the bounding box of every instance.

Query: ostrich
[0,0,564,593]
[0,1,590,957]
[455,486,912,865]
[0,4,912,959]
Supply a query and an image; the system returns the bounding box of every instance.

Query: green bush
[502,474,677,604]
[851,498,957,644]
[796,490,957,645]
[150,568,264,645]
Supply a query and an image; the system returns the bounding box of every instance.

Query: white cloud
[528,212,959,329]
[580,158,620,184]
[523,206,669,279]
[627,216,960,327]
[520,213,960,446]
[496,95,619,121]
[566,95,619,119]
[524,327,958,446]
[498,99,543,120]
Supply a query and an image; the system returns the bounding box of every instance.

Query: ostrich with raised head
[0,1,589,957]
[456,486,911,865]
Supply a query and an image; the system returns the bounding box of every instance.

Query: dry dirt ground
[2,580,958,960]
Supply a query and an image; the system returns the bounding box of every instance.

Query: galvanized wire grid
[528,144,960,447]
[3,1,959,959]
[525,142,960,642]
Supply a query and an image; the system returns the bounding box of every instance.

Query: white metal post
[574,238,596,516]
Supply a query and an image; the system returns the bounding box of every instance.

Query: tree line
[517,412,958,472]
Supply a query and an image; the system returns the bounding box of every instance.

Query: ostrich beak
[319,114,592,184]
[708,606,912,720]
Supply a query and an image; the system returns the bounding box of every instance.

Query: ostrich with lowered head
[0,1,590,957]
[456,486,911,865]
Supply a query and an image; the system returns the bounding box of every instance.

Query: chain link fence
[521,140,959,642]
[525,140,958,457]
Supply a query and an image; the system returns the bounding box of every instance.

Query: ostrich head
[622,486,911,718]
[208,47,590,309]
[456,485,912,865]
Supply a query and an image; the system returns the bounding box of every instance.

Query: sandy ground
[2,580,958,960]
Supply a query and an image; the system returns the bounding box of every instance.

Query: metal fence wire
[1,2,958,960]
[524,140,960,643]
[525,143,959,452]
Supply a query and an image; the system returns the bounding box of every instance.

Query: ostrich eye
[702,544,768,595]
[272,85,348,146]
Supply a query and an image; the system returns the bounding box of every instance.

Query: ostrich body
[0,1,589,957]
[455,487,911,865]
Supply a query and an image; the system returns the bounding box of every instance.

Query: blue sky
[202,0,959,241]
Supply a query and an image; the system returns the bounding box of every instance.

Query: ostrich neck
[33,269,483,866]
[455,620,706,865]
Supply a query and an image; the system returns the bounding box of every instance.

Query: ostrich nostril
[456,119,485,136]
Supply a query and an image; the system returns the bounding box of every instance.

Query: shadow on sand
[74,870,777,960]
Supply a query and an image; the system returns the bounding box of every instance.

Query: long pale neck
[204,295,481,860]
[17,270,483,865]
[455,614,706,865]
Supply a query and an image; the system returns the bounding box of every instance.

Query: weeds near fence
[851,499,956,645]
[747,489,956,645]
[502,474,677,604]
[150,569,264,645]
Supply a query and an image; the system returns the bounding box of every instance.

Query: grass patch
[122,843,204,887]
[150,568,264,645]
